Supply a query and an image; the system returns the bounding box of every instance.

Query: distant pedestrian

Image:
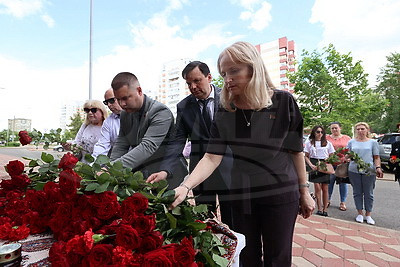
[348,122,383,225]
[326,122,351,211]
[389,122,400,185]
[304,125,335,216]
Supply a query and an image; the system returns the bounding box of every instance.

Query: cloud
[0,0,55,27]
[310,0,400,86]
[236,0,272,31]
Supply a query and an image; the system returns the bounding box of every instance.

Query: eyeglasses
[84,108,98,113]
[103,98,116,105]
[315,131,323,134]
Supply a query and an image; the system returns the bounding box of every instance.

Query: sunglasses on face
[103,98,116,105]
[84,108,98,113]
[315,131,323,134]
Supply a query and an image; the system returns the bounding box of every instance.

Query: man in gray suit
[147,62,232,226]
[110,72,180,178]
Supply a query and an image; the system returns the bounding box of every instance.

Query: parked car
[53,144,65,152]
[378,133,400,171]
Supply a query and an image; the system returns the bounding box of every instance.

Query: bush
[6,142,20,147]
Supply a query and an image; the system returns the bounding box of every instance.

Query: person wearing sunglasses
[109,72,179,178]
[69,100,108,162]
[92,88,122,158]
[304,125,335,216]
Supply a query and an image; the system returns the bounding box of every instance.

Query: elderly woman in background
[304,125,335,217]
[326,122,351,211]
[171,41,314,266]
[348,122,383,225]
[69,100,108,162]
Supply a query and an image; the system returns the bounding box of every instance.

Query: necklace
[241,109,254,127]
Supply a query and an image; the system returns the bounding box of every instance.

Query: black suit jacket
[160,85,232,200]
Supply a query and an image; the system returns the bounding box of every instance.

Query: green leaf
[85,183,100,191]
[187,221,207,231]
[84,154,94,163]
[95,181,110,193]
[41,152,54,163]
[160,190,175,203]
[33,181,47,190]
[171,206,182,215]
[79,164,95,176]
[112,161,124,170]
[28,160,39,167]
[95,155,110,165]
[166,213,177,229]
[193,204,208,214]
[132,171,144,181]
[38,167,50,173]
[212,254,229,267]
[97,173,111,184]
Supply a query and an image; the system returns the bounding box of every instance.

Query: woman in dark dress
[172,41,315,266]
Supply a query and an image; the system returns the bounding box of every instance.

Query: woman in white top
[71,100,108,162]
[304,125,335,216]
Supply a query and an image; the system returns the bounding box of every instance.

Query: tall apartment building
[157,58,192,117]
[59,101,85,132]
[8,118,32,133]
[255,36,296,93]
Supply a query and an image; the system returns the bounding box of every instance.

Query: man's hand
[146,171,168,184]
[299,190,315,219]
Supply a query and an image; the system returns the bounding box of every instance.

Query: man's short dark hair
[111,72,139,91]
[182,61,210,79]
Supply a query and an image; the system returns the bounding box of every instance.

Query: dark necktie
[199,99,211,130]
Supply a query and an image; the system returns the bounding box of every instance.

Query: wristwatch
[299,182,310,188]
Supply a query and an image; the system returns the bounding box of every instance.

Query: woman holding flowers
[65,100,108,162]
[304,125,335,216]
[348,122,383,225]
[171,41,315,266]
[326,122,351,211]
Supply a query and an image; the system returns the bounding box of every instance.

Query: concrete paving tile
[305,240,325,248]
[302,249,323,266]
[347,259,378,267]
[329,242,359,251]
[367,252,400,262]
[346,236,376,244]
[321,258,346,266]
[362,243,385,252]
[292,256,316,267]
[380,237,400,245]
[326,235,345,242]
[292,242,301,248]
[292,247,304,257]
[309,248,340,258]
[344,250,366,260]
[365,252,391,267]
[324,243,345,258]
[297,234,322,242]
[316,228,341,236]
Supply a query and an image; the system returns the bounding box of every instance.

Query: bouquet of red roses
[0,153,232,266]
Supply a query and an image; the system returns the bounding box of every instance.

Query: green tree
[289,44,385,135]
[375,52,400,133]
[212,75,224,88]
[63,112,84,140]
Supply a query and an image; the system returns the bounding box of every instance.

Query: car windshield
[381,135,400,144]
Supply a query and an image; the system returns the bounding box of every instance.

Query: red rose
[131,214,156,234]
[88,191,120,220]
[138,231,164,253]
[65,229,94,255]
[0,222,12,239]
[87,244,113,267]
[0,216,11,225]
[58,152,79,170]
[112,246,134,266]
[22,211,47,234]
[18,131,32,146]
[121,193,148,214]
[5,160,25,176]
[11,174,31,189]
[0,179,14,191]
[8,224,30,241]
[115,224,142,250]
[25,190,48,213]
[175,236,196,267]
[142,248,174,267]
[43,182,62,203]
[59,169,82,197]
[49,241,68,267]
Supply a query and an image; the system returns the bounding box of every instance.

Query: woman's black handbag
[335,163,350,184]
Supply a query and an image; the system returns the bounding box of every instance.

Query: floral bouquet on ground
[0,153,234,266]
[390,155,400,163]
[320,147,371,174]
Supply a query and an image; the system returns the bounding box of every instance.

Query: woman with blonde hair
[171,41,315,266]
[348,122,383,225]
[67,100,108,162]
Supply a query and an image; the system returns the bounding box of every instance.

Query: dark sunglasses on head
[103,98,116,105]
[84,108,98,113]
[315,131,323,134]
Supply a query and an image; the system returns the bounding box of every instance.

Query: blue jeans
[348,171,376,212]
[328,174,348,203]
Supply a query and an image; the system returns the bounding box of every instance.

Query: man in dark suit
[390,123,400,185]
[147,61,233,226]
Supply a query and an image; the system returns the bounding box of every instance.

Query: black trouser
[232,200,299,267]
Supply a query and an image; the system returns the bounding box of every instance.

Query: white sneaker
[355,215,364,223]
[365,216,375,225]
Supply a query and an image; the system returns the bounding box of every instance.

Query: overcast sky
[0,0,399,131]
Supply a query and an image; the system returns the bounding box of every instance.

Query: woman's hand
[310,164,317,171]
[170,186,189,209]
[299,191,315,219]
